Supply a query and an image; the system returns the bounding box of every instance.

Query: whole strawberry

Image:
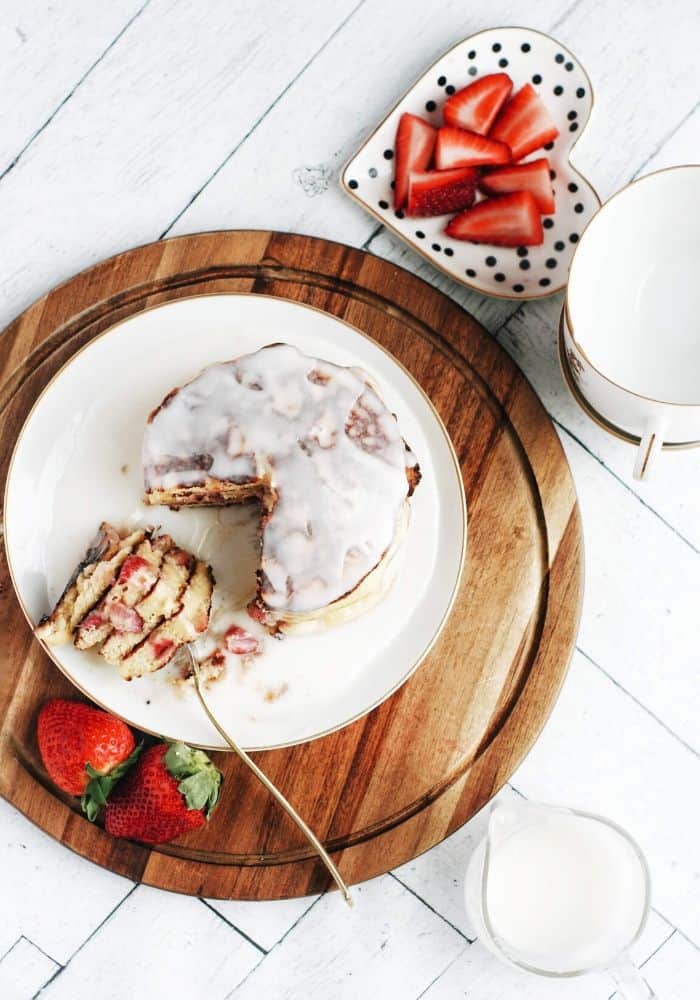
[37,699,140,820]
[105,742,222,844]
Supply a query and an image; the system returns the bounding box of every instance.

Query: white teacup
[561,165,700,479]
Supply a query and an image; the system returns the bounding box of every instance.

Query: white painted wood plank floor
[0,1,697,997]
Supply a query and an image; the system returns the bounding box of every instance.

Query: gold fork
[180,644,353,906]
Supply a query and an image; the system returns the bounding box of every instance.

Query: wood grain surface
[0,230,583,899]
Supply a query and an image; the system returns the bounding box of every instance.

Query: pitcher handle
[633,417,667,481]
[609,953,657,999]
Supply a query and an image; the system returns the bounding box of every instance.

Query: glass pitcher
[464,799,657,998]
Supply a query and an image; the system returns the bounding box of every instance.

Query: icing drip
[143,344,418,615]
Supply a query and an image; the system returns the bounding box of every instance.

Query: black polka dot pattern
[347,30,596,300]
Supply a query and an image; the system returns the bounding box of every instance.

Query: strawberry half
[479,158,555,214]
[435,126,510,170]
[105,742,222,845]
[407,167,477,216]
[394,113,436,209]
[443,72,513,134]
[445,191,544,247]
[489,83,559,162]
[37,699,141,820]
[225,625,261,656]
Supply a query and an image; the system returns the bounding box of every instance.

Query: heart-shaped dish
[342,26,600,300]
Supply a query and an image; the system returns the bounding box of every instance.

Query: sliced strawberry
[394,113,436,209]
[443,73,513,134]
[107,601,144,633]
[435,127,510,170]
[479,158,555,214]
[489,84,559,161]
[407,167,477,216]
[118,555,153,586]
[225,625,261,656]
[150,636,176,660]
[79,609,105,632]
[445,191,544,247]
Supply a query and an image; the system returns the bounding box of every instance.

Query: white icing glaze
[143,344,417,615]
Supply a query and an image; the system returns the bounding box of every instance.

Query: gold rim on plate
[4,290,467,752]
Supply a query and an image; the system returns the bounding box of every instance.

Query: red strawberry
[435,126,511,170]
[443,72,513,134]
[394,113,436,209]
[105,742,222,845]
[225,625,261,655]
[479,158,555,214]
[118,555,156,589]
[106,601,144,633]
[445,191,544,247]
[37,699,140,820]
[489,83,559,161]
[407,167,477,216]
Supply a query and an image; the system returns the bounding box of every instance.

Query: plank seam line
[414,942,471,1000]
[361,223,384,250]
[224,894,324,998]
[577,647,699,758]
[32,882,139,998]
[198,899,267,955]
[649,913,699,953]
[160,0,368,239]
[0,0,153,184]
[549,0,586,32]
[389,872,474,944]
[551,418,699,555]
[0,936,23,964]
[7,934,62,971]
[632,101,699,180]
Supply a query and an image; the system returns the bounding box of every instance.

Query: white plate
[342,26,601,300]
[5,294,466,750]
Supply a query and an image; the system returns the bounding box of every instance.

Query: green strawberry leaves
[164,741,222,819]
[81,743,143,822]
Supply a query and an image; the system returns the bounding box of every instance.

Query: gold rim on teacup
[561,164,700,479]
[557,313,700,452]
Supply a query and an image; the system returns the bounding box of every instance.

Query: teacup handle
[633,417,667,481]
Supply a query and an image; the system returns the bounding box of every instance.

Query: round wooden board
[0,231,583,899]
